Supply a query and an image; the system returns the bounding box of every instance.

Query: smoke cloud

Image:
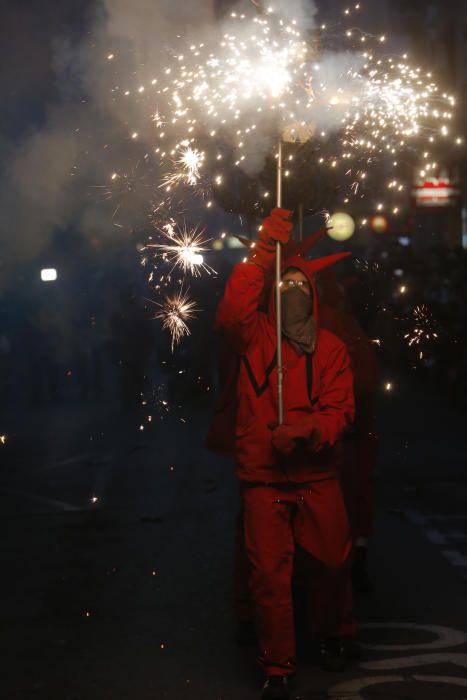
[264,0,318,31]
[0,0,364,273]
[0,0,217,273]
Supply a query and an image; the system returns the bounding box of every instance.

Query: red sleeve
[215,262,268,354]
[310,339,355,451]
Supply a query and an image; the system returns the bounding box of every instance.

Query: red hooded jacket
[318,270,380,402]
[212,254,355,484]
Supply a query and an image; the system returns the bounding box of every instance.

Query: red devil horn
[306,252,351,275]
[283,252,351,276]
[281,227,328,258]
[235,236,253,248]
[294,227,328,256]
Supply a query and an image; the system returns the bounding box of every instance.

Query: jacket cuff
[249,240,276,270]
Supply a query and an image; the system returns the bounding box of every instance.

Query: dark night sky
[0,0,94,138]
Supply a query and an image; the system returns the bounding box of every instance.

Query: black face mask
[281,287,316,355]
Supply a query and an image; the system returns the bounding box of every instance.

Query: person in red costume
[214,208,355,700]
[318,270,380,593]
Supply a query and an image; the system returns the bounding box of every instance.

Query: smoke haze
[0,0,362,271]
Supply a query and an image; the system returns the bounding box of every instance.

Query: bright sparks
[146,221,214,277]
[100,4,461,353]
[154,289,197,350]
[162,146,205,189]
[404,304,439,348]
[120,7,461,215]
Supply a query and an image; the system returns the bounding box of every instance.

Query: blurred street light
[327,212,356,241]
[40,268,57,282]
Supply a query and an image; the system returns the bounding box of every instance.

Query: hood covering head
[237,225,350,351]
[268,252,351,354]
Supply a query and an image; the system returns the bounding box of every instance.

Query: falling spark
[153,289,198,350]
[404,304,439,348]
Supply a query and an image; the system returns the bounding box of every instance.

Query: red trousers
[293,544,357,639]
[241,479,351,676]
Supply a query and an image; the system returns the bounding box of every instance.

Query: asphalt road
[1,375,467,700]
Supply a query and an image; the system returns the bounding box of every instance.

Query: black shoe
[343,636,362,660]
[352,546,374,594]
[262,675,290,700]
[319,637,347,672]
[235,621,256,647]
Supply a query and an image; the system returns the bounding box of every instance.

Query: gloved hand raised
[271,417,320,456]
[260,208,293,244]
[250,208,293,270]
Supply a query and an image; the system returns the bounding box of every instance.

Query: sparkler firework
[161,145,205,190]
[405,304,439,349]
[117,4,461,201]
[145,221,214,277]
[152,288,198,351]
[94,0,462,350]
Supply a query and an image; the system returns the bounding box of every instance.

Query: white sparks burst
[146,221,214,277]
[138,10,460,154]
[97,2,462,359]
[404,304,439,347]
[102,3,462,226]
[131,7,460,214]
[161,146,205,189]
[154,289,197,350]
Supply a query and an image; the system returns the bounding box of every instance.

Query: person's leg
[306,554,356,637]
[293,477,351,570]
[293,478,353,670]
[242,485,296,678]
[291,546,309,657]
[306,555,353,671]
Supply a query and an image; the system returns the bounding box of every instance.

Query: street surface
[1,375,467,699]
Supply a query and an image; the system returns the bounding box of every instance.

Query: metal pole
[276,140,284,425]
